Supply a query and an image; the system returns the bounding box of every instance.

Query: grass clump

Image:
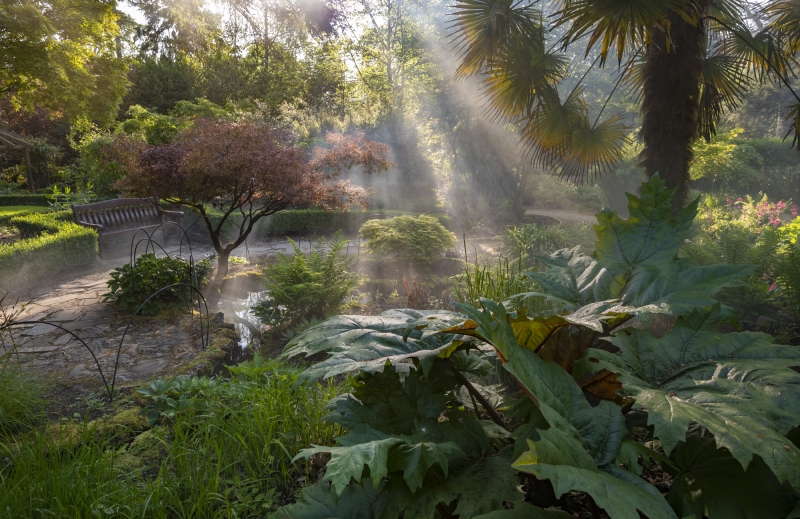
[0,361,46,434]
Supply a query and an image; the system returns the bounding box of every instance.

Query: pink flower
[726,198,733,205]
[737,197,743,201]
[769,283,778,292]
[777,201,787,210]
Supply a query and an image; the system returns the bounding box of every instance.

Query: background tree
[450,0,799,210]
[112,119,391,281]
[0,0,129,126]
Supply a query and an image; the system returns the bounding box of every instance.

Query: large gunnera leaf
[512,406,676,519]
[511,176,752,317]
[667,435,797,519]
[401,450,524,519]
[583,304,800,488]
[458,302,675,519]
[282,309,469,382]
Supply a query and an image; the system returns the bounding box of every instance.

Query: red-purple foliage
[109,119,391,280]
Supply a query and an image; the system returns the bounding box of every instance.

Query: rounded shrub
[359,215,456,265]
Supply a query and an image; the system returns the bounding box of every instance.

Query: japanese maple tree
[112,119,391,281]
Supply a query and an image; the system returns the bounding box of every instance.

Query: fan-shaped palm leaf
[483,41,570,119]
[558,113,629,182]
[718,24,796,82]
[764,0,800,53]
[551,0,688,63]
[697,49,749,140]
[451,0,543,79]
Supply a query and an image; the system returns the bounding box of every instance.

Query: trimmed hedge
[0,195,60,207]
[0,212,98,288]
[260,209,451,237]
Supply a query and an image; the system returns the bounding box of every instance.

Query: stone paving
[1,233,503,389]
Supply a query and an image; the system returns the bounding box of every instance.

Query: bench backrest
[72,198,164,233]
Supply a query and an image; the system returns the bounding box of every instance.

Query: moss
[115,425,170,471]
[103,408,149,433]
[173,329,237,377]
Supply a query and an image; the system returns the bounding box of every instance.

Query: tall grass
[0,359,46,434]
[451,253,534,306]
[0,361,346,517]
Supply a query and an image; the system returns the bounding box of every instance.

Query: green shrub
[359,215,457,265]
[0,213,98,288]
[103,253,211,315]
[253,233,358,326]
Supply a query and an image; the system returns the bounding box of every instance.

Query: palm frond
[697,47,750,140]
[764,0,800,54]
[718,24,797,83]
[481,32,570,119]
[450,0,543,79]
[518,89,627,183]
[551,0,688,64]
[558,113,629,183]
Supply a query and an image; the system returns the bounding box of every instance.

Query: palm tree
[451,0,799,211]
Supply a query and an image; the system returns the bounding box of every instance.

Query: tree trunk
[639,9,705,212]
[215,249,231,284]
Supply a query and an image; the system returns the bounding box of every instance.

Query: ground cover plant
[0,357,346,517]
[272,176,800,519]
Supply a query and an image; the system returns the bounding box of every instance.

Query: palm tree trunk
[639,9,705,212]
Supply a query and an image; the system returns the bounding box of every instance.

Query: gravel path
[524,207,597,224]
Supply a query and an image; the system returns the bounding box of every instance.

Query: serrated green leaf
[513,423,676,519]
[386,442,462,492]
[296,438,404,495]
[270,479,379,519]
[449,350,494,376]
[593,175,696,269]
[667,435,797,519]
[615,439,643,476]
[472,501,573,518]
[322,365,452,435]
[283,310,469,382]
[594,304,800,488]
[462,300,627,465]
[415,409,490,458]
[511,177,753,318]
[404,451,524,519]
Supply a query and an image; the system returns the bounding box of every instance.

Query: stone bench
[72,198,183,259]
